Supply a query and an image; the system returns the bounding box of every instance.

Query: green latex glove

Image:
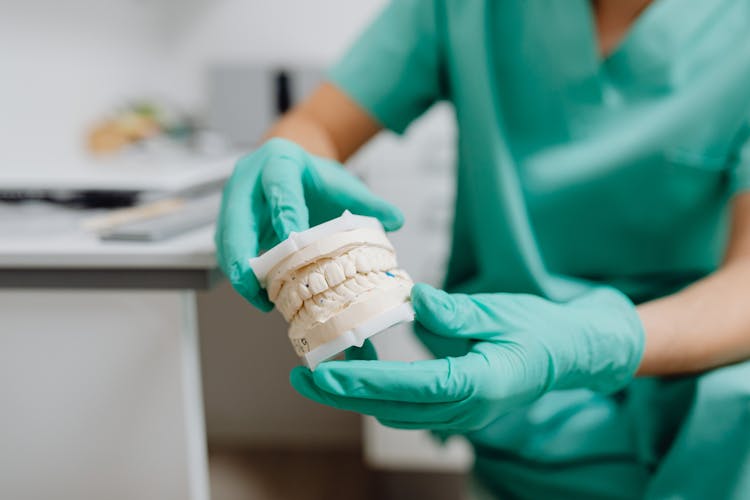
[215,138,404,310]
[291,283,644,432]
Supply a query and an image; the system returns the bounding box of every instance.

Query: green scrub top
[329,0,750,305]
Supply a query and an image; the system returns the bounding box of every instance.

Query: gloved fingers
[310,355,479,403]
[213,221,273,310]
[345,339,378,361]
[379,405,491,433]
[375,418,462,431]
[257,218,283,252]
[339,189,404,232]
[413,322,472,359]
[411,283,506,340]
[290,366,462,425]
[260,154,310,241]
[215,157,274,311]
[305,158,404,231]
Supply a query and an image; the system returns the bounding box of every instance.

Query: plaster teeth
[297,282,312,300]
[368,272,384,284]
[295,303,312,325]
[384,254,395,269]
[354,252,372,273]
[319,289,339,306]
[308,272,327,295]
[287,287,303,313]
[274,295,289,319]
[272,244,411,328]
[303,299,325,320]
[334,283,356,300]
[323,261,345,287]
[381,252,397,271]
[344,278,365,294]
[354,273,374,290]
[279,304,294,322]
[341,256,356,277]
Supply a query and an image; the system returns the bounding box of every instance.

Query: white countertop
[0,226,217,270]
[0,154,236,193]
[0,202,217,270]
[0,151,232,271]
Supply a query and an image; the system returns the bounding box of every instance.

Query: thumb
[261,155,309,240]
[411,283,474,337]
[411,284,507,341]
[413,322,472,359]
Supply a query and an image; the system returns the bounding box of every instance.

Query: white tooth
[367,250,380,269]
[298,282,312,300]
[274,293,290,319]
[354,252,373,273]
[343,277,365,294]
[334,283,356,300]
[319,289,339,307]
[304,299,325,322]
[295,302,312,325]
[354,273,374,290]
[323,261,346,287]
[368,255,381,272]
[384,251,396,268]
[308,272,327,294]
[384,253,396,270]
[341,256,357,277]
[279,302,294,322]
[286,287,303,314]
[268,280,282,302]
[377,253,390,271]
[369,271,384,284]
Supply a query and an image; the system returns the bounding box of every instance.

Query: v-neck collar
[579,0,725,91]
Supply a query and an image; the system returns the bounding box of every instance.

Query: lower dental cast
[249,211,415,368]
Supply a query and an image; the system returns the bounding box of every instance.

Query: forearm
[637,194,750,376]
[262,82,381,162]
[637,258,750,375]
[263,108,340,160]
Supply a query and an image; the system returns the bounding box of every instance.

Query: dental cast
[250,213,414,361]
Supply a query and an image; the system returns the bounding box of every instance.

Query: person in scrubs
[216,0,750,497]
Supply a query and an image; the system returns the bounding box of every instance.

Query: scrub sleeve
[328,0,447,134]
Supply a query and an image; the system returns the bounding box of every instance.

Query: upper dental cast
[249,211,415,368]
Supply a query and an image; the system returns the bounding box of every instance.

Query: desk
[0,219,218,500]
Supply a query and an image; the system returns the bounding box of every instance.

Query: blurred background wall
[1,0,460,460]
[0,0,383,449]
[0,0,383,165]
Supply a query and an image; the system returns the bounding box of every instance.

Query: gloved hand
[215,137,404,310]
[290,283,644,432]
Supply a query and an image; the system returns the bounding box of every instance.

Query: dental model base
[249,211,414,369]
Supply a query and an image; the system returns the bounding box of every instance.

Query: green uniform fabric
[328,0,750,498]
